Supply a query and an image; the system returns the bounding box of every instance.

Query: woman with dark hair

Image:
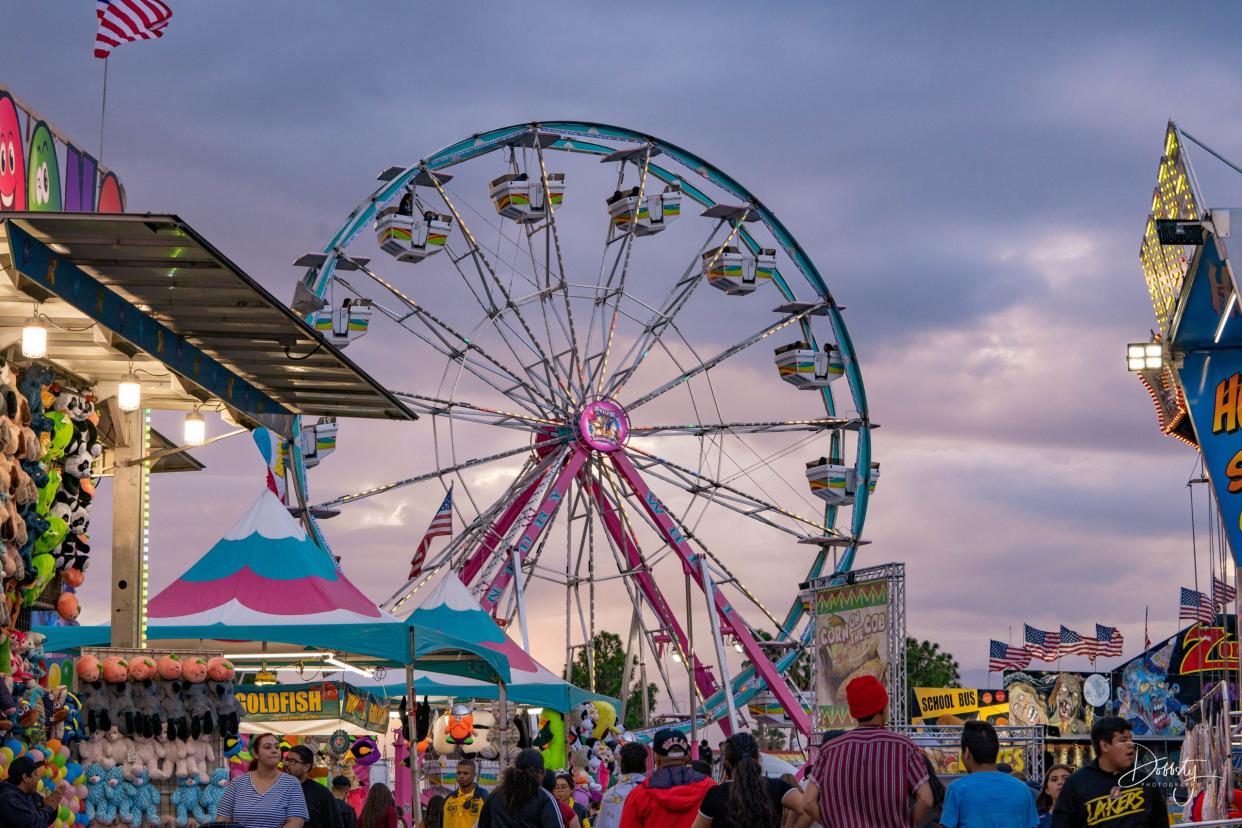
[692,733,806,828]
[217,732,309,828]
[1035,764,1071,828]
[479,749,564,828]
[553,773,591,828]
[418,794,446,828]
[359,784,399,828]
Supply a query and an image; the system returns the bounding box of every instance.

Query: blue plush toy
[199,767,229,822]
[98,766,124,823]
[82,762,108,823]
[16,366,54,435]
[171,775,201,827]
[116,772,139,826]
[131,766,161,825]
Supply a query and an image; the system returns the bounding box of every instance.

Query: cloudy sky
[8,2,1242,705]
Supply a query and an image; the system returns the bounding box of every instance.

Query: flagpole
[99,57,109,164]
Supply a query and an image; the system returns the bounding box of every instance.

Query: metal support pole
[618,606,641,727]
[110,407,146,648]
[407,625,422,826]
[498,679,510,771]
[639,635,651,729]
[511,544,530,651]
[700,556,739,731]
[686,573,697,745]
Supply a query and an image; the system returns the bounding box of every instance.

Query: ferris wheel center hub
[577,398,630,452]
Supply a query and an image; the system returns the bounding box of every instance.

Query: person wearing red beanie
[803,676,933,828]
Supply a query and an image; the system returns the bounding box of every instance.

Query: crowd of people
[0,675,1176,828]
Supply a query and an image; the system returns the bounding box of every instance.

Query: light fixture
[671,652,683,663]
[1126,342,1162,373]
[255,664,278,686]
[733,642,745,654]
[118,372,142,412]
[183,408,206,447]
[1155,218,1206,246]
[21,314,47,359]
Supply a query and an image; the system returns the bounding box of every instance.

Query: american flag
[94,0,173,59]
[1095,624,1124,657]
[1059,626,1098,658]
[1179,587,1217,625]
[408,488,453,580]
[988,640,1030,672]
[1213,577,1237,610]
[1024,624,1061,661]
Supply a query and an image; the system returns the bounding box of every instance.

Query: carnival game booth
[37,487,517,823]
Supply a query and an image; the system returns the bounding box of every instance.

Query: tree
[906,637,961,688]
[566,631,658,732]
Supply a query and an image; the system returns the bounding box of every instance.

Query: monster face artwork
[1116,641,1185,736]
[27,121,61,212]
[0,93,26,211]
[1047,673,1086,735]
[1006,681,1048,727]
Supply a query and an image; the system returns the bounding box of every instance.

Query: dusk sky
[8,2,1242,703]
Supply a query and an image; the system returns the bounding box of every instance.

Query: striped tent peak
[148,489,383,620]
[412,574,542,675]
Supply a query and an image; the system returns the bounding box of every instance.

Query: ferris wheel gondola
[288,122,876,738]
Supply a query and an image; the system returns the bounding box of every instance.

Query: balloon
[58,804,70,821]
[75,784,87,799]
[0,747,12,764]
[65,762,81,781]
[45,739,61,753]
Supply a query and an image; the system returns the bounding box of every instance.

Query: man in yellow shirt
[443,758,488,828]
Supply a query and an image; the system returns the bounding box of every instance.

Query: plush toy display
[83,762,108,822]
[181,656,216,739]
[206,656,242,738]
[156,654,189,741]
[75,655,110,734]
[171,774,202,827]
[101,656,133,736]
[199,767,228,821]
[128,655,162,739]
[130,766,161,825]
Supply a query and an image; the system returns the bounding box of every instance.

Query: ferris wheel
[291,122,876,737]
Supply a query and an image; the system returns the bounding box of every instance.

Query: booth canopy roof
[0,212,413,424]
[36,490,510,682]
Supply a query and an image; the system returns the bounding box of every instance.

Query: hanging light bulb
[118,372,142,412]
[733,642,745,654]
[21,314,47,359]
[671,652,683,663]
[184,408,206,446]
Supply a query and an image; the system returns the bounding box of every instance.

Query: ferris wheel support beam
[608,451,813,736]
[582,469,721,701]
[478,448,589,611]
[458,461,557,587]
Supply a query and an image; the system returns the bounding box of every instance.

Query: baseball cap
[287,745,315,765]
[8,756,44,782]
[652,728,690,758]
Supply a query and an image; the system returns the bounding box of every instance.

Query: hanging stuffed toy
[128,655,162,739]
[180,656,215,738]
[206,657,242,738]
[156,654,189,741]
[198,767,228,821]
[101,656,133,736]
[75,654,110,734]
[533,710,567,772]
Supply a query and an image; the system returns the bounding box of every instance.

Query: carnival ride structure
[286,123,877,738]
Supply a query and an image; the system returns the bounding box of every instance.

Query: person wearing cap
[332,776,358,828]
[0,755,60,828]
[478,748,564,828]
[803,675,933,828]
[618,728,713,828]
[284,744,345,828]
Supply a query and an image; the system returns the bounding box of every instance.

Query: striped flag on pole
[1024,624,1061,661]
[408,487,453,580]
[1213,577,1237,610]
[989,640,1030,672]
[1179,587,1217,625]
[1059,626,1098,658]
[94,0,173,59]
[1095,624,1124,657]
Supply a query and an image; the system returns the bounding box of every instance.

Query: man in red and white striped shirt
[804,676,932,828]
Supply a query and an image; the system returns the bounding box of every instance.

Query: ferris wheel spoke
[588,147,655,397]
[630,417,859,437]
[624,300,829,412]
[336,269,553,417]
[603,220,736,397]
[533,139,588,394]
[427,168,574,408]
[310,437,568,511]
[623,446,840,540]
[391,392,556,431]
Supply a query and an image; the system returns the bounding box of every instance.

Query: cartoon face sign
[97,172,124,213]
[577,399,629,452]
[0,93,26,211]
[1048,673,1085,734]
[1006,682,1048,726]
[1117,645,1184,736]
[27,121,60,211]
